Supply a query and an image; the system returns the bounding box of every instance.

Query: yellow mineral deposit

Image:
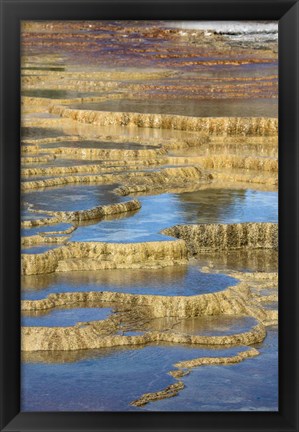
[131,347,259,407]
[162,222,278,253]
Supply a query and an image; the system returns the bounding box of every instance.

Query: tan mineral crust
[131,347,259,406]
[21,199,141,227]
[21,239,189,275]
[21,223,278,352]
[21,166,209,192]
[21,234,70,246]
[21,277,276,324]
[21,163,160,177]
[50,105,277,136]
[162,222,278,253]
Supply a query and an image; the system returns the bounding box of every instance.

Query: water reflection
[22,89,104,99]
[22,306,112,327]
[196,249,278,273]
[21,263,237,300]
[40,140,158,150]
[176,188,277,224]
[71,188,278,242]
[21,126,66,139]
[148,328,278,412]
[170,315,258,336]
[73,98,278,118]
[23,184,122,212]
[21,343,248,411]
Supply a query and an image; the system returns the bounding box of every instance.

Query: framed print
[0,0,298,431]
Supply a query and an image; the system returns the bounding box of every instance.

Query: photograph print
[20,20,278,412]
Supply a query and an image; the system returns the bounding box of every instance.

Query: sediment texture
[167,155,278,173]
[21,266,278,351]
[21,166,208,191]
[21,280,274,325]
[114,166,211,196]
[21,240,188,275]
[21,199,140,227]
[31,199,141,223]
[162,222,278,254]
[41,145,166,160]
[21,234,69,246]
[131,382,185,407]
[20,21,278,410]
[50,105,278,136]
[131,347,259,406]
[174,347,259,369]
[212,170,278,186]
[21,315,266,352]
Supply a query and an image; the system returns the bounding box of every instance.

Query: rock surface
[162,222,278,253]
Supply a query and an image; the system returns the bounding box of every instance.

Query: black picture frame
[1,1,298,431]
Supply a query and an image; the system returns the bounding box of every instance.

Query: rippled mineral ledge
[162,222,278,253]
[21,221,278,353]
[21,222,277,275]
[21,240,189,275]
[49,105,278,133]
[22,199,141,227]
[21,267,277,352]
[131,347,259,407]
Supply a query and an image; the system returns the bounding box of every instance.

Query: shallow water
[21,263,237,300]
[21,343,257,411]
[21,327,277,411]
[72,98,278,118]
[22,21,278,78]
[66,123,202,142]
[23,184,122,212]
[71,188,278,243]
[22,89,104,99]
[196,249,278,273]
[263,302,278,310]
[147,327,278,411]
[23,66,65,72]
[21,204,53,222]
[139,315,258,336]
[170,315,258,336]
[21,245,62,254]
[22,306,112,327]
[21,20,278,413]
[22,222,73,237]
[169,142,278,157]
[174,188,278,224]
[40,140,158,150]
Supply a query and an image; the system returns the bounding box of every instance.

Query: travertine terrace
[21,20,278,411]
